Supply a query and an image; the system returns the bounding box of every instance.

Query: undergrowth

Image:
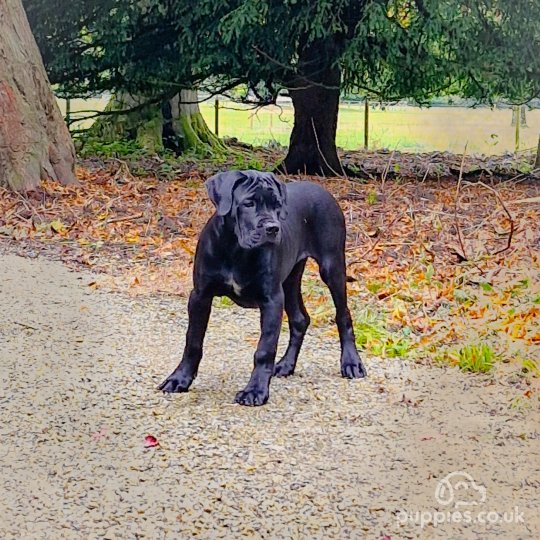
[76,136,275,182]
[435,343,496,373]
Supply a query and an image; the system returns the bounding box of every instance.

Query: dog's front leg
[158,289,213,393]
[235,291,284,406]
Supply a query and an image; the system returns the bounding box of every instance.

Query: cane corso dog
[159,170,367,406]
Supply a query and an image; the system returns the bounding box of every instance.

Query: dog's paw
[341,359,367,379]
[235,387,269,406]
[274,359,295,377]
[158,373,192,393]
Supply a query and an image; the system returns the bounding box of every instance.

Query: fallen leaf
[50,219,66,233]
[144,435,159,448]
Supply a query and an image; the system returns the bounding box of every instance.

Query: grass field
[58,97,540,155]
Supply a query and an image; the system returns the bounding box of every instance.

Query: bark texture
[90,90,225,155]
[168,90,225,154]
[0,0,76,190]
[90,94,164,153]
[278,39,344,177]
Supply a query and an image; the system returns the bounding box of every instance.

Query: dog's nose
[265,224,279,236]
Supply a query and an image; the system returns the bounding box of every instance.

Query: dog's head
[205,170,287,249]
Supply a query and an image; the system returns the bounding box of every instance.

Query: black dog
[159,170,367,406]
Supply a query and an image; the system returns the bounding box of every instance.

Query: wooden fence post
[515,105,520,153]
[364,98,369,150]
[214,98,219,136]
[65,98,71,127]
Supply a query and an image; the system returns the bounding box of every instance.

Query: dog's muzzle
[265,223,279,237]
[262,221,281,243]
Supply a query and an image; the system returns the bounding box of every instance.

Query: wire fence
[203,99,540,155]
[56,96,540,155]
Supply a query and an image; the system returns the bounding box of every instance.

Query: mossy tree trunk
[89,90,225,155]
[89,94,163,153]
[167,90,225,154]
[0,0,76,190]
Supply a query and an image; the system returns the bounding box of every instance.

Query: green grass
[199,102,540,154]
[78,138,146,158]
[57,97,540,155]
[436,343,496,373]
[353,308,413,358]
[366,190,378,205]
[522,358,540,377]
[457,344,495,373]
[213,296,234,308]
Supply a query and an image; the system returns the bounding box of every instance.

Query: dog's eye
[243,201,255,208]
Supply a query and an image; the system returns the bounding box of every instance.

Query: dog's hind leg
[317,255,367,379]
[274,259,310,377]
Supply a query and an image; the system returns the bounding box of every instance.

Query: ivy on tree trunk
[89,90,225,156]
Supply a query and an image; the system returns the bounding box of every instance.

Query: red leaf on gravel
[380,536,391,540]
[144,435,159,448]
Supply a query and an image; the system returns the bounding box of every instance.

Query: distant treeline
[340,95,540,109]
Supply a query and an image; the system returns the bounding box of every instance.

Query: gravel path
[0,253,538,539]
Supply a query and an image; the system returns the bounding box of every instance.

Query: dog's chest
[220,270,261,308]
[225,274,244,295]
[205,247,267,305]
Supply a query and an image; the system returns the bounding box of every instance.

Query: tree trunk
[89,94,164,153]
[168,90,225,154]
[535,134,540,170]
[278,40,344,176]
[0,0,76,190]
[89,90,225,156]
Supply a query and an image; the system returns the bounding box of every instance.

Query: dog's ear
[205,171,245,216]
